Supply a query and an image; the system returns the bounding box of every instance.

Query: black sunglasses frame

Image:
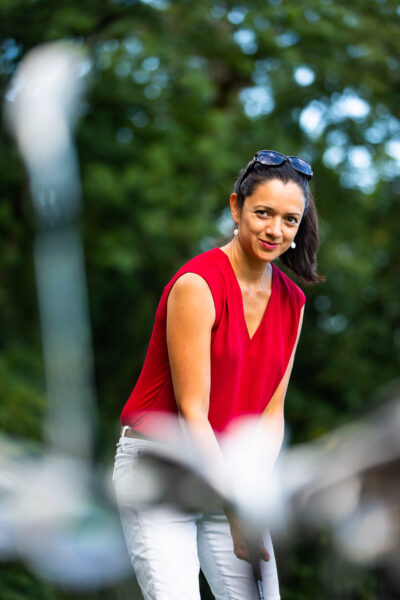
[238,150,313,195]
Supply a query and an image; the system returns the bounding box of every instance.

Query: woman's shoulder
[162,248,226,324]
[272,261,306,308]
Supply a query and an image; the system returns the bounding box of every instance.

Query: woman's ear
[229,193,241,224]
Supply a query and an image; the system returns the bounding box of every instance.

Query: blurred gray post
[5,43,97,459]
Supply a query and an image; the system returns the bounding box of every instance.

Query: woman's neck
[220,239,271,287]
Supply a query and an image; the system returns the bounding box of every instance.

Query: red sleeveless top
[120,248,306,434]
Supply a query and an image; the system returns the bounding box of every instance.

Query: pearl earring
[233,224,239,236]
[291,241,296,249]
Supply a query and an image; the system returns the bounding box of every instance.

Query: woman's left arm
[258,305,305,465]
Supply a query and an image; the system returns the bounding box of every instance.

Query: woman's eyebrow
[253,204,302,217]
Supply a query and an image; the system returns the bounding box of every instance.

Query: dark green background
[1,0,399,598]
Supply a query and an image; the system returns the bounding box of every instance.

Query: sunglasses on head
[239,150,313,192]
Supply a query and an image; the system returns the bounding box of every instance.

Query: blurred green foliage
[1,0,399,598]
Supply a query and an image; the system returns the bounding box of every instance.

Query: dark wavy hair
[233,160,325,285]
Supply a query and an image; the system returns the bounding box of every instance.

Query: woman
[113,150,324,600]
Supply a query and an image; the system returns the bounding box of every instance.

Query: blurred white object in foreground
[0,434,131,588]
[4,42,97,458]
[0,396,398,588]
[0,41,128,589]
[5,41,87,176]
[114,395,400,579]
[281,393,400,574]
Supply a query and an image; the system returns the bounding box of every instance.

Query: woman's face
[230,178,306,262]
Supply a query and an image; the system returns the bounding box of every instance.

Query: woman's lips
[259,239,280,250]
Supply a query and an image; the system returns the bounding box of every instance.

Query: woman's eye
[255,210,270,216]
[286,216,299,225]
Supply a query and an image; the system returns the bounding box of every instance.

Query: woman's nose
[266,218,282,238]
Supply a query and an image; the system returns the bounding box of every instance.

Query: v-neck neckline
[216,247,275,342]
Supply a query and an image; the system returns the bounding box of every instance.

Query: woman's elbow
[177,399,210,424]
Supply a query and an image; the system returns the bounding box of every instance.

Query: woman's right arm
[166,273,224,469]
[166,273,269,564]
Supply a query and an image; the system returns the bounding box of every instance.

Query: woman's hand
[226,510,270,564]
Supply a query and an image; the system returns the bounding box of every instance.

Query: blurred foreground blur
[2,38,399,599]
[0,394,399,591]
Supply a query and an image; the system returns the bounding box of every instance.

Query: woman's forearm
[178,409,227,484]
[179,407,274,565]
[179,411,223,467]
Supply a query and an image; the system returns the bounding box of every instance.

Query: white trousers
[113,431,281,600]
